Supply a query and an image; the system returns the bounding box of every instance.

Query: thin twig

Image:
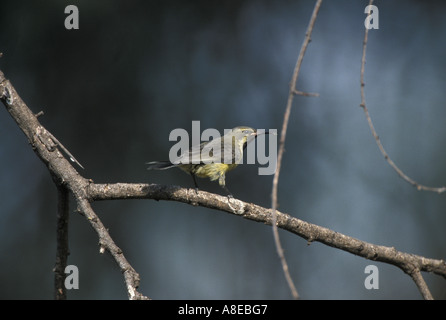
[293,89,319,97]
[47,131,85,170]
[360,0,446,194]
[76,196,148,300]
[272,0,323,300]
[361,0,439,299]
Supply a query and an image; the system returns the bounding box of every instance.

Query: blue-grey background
[1,0,446,299]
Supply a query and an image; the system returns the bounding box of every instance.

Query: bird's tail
[146,160,177,170]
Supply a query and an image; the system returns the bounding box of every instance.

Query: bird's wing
[173,132,247,165]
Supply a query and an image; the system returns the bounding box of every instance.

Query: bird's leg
[223,185,233,199]
[191,174,199,194]
[218,174,233,199]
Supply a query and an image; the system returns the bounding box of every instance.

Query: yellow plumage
[147,126,258,196]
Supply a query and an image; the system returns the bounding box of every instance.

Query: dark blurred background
[1,0,446,299]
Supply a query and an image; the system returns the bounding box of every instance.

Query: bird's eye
[243,130,251,134]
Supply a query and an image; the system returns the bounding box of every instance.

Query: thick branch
[88,183,446,287]
[0,70,148,300]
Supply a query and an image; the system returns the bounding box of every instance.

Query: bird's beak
[250,130,263,141]
[250,129,277,139]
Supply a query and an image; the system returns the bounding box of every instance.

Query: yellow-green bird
[147,126,260,196]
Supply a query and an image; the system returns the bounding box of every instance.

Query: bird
[147,126,260,196]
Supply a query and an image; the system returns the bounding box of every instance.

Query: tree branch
[87,182,446,289]
[271,0,323,300]
[409,269,433,300]
[360,0,446,194]
[0,70,148,300]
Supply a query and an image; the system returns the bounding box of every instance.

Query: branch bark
[409,269,434,300]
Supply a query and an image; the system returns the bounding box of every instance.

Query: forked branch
[0,70,148,300]
[88,182,446,299]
